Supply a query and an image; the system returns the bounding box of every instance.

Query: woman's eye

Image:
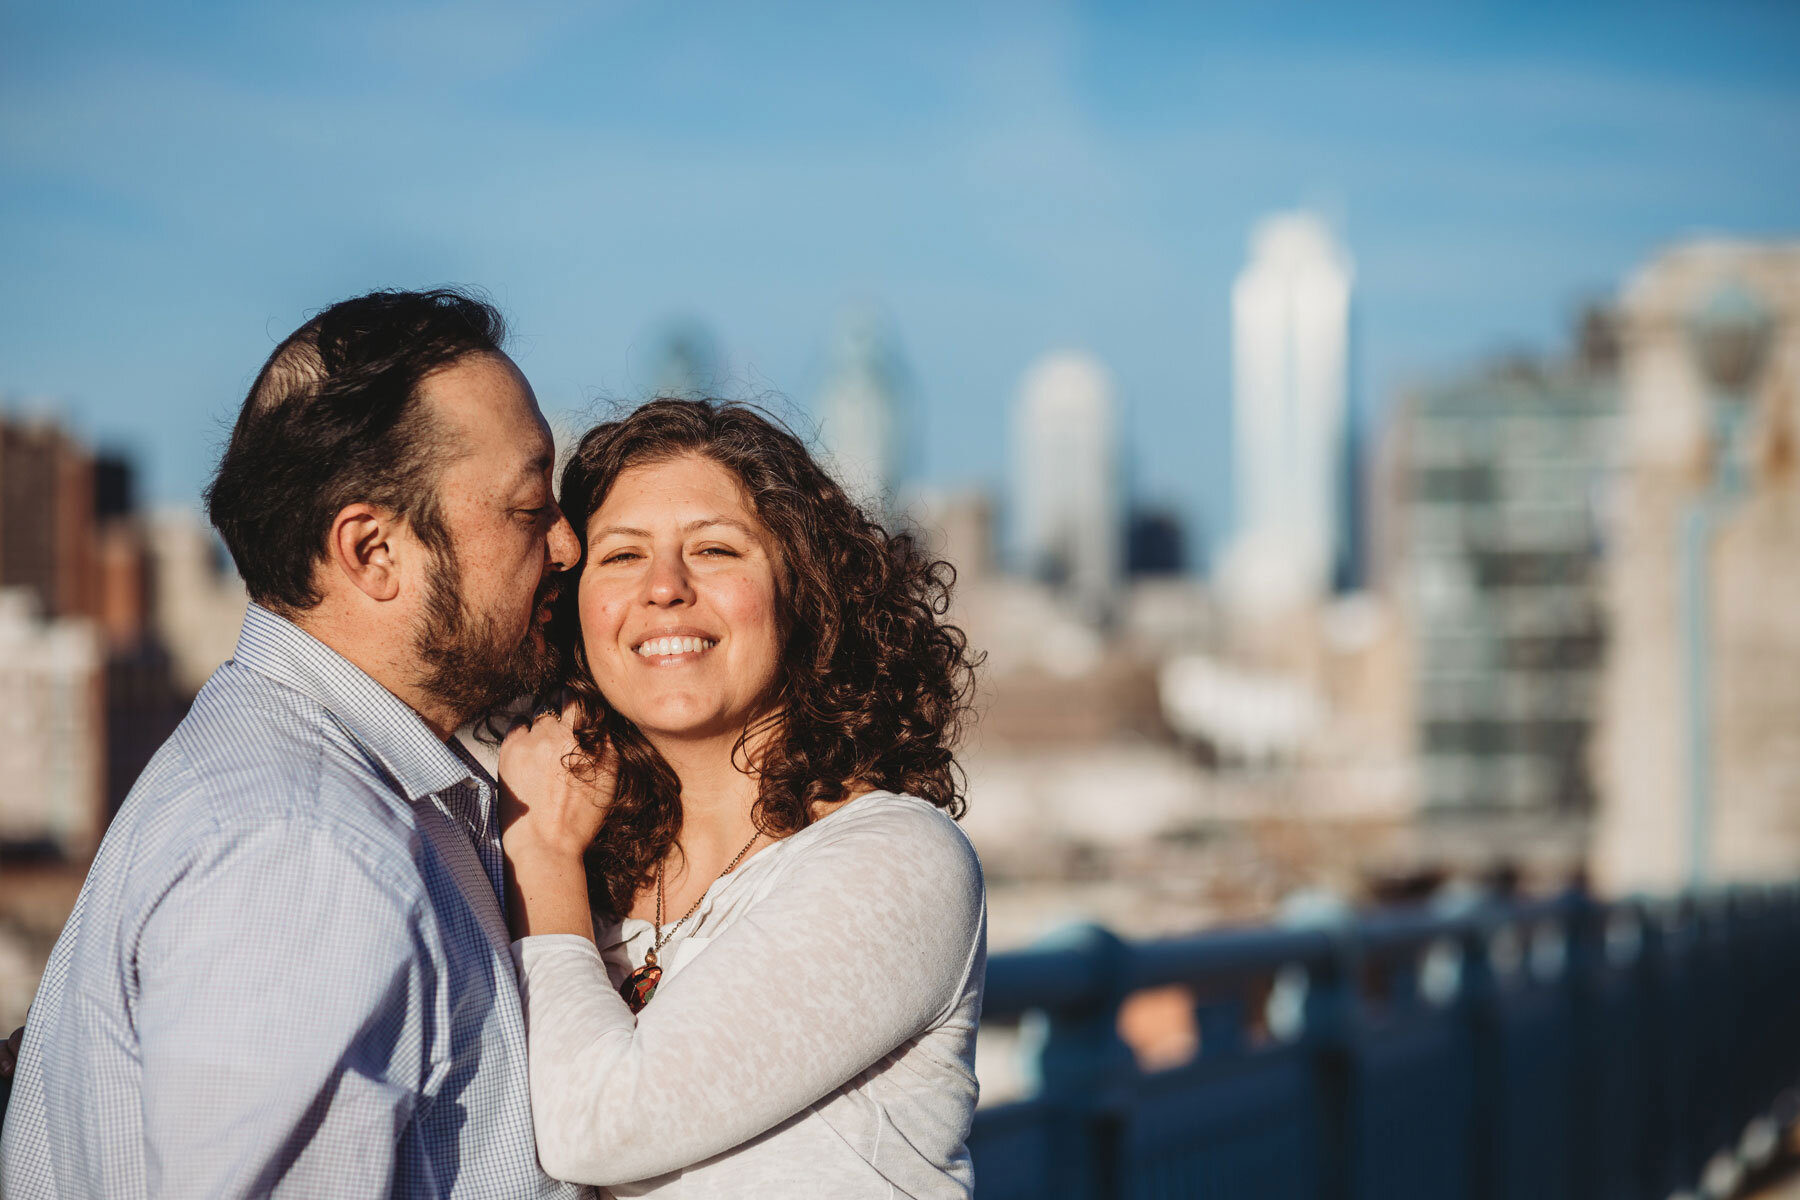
[697,545,738,557]
[601,550,641,564]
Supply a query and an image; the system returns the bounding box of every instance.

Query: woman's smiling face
[578,453,784,743]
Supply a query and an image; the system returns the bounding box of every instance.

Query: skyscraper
[815,309,909,513]
[1012,351,1119,621]
[650,318,722,400]
[1391,351,1617,815]
[1592,240,1800,893]
[1222,212,1354,611]
[0,415,97,622]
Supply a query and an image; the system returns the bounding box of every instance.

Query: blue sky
[3,1,1797,563]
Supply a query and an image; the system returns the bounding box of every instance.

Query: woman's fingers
[499,706,615,857]
[496,702,608,941]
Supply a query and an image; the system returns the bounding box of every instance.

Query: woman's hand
[499,700,617,942]
[499,700,616,857]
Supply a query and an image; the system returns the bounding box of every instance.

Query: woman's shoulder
[789,791,983,893]
[816,789,977,848]
[753,792,985,992]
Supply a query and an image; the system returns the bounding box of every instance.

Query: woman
[497,398,987,1197]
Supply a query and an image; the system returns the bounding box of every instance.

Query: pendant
[621,962,662,1013]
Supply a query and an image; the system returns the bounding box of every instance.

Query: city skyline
[4,4,1797,569]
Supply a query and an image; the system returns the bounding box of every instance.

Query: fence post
[1563,888,1605,1200]
[1640,899,1681,1198]
[1458,911,1501,1200]
[1032,924,1136,1200]
[1304,931,1358,1200]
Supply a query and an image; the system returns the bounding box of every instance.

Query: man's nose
[545,507,580,573]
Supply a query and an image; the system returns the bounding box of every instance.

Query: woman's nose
[645,555,695,606]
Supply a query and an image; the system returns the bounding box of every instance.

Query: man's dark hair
[206,288,506,614]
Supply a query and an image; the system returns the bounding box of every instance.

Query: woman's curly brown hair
[546,398,980,919]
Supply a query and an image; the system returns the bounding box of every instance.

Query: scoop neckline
[613,788,902,933]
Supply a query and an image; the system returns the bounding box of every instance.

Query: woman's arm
[513,800,984,1187]
[498,706,614,942]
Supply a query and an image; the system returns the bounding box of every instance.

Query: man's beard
[413,546,561,728]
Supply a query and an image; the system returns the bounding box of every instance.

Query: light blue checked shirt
[0,605,588,1200]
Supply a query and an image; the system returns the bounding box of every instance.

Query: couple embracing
[0,289,987,1198]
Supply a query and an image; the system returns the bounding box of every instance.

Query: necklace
[619,829,762,1013]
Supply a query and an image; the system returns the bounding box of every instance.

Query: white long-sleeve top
[511,790,987,1198]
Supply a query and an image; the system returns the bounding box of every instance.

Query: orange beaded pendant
[621,955,662,1013]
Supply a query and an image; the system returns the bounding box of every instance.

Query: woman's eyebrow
[590,517,757,539]
[684,517,756,535]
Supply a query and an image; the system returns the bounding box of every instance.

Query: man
[1,290,588,1198]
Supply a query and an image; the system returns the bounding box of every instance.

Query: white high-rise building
[0,588,103,855]
[1223,212,1354,612]
[816,310,909,513]
[1012,351,1119,620]
[146,509,249,696]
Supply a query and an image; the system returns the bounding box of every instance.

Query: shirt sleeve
[134,819,435,1200]
[514,801,985,1186]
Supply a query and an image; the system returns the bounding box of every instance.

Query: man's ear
[327,503,405,602]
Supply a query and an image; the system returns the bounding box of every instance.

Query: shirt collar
[231,603,477,803]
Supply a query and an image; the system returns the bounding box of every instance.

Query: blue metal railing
[971,886,1800,1199]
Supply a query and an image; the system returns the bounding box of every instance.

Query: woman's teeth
[635,636,716,658]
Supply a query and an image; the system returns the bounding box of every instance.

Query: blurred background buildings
[0,417,246,1020]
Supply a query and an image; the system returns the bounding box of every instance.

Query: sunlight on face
[579,454,784,744]
[410,352,577,715]
[421,353,572,648]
